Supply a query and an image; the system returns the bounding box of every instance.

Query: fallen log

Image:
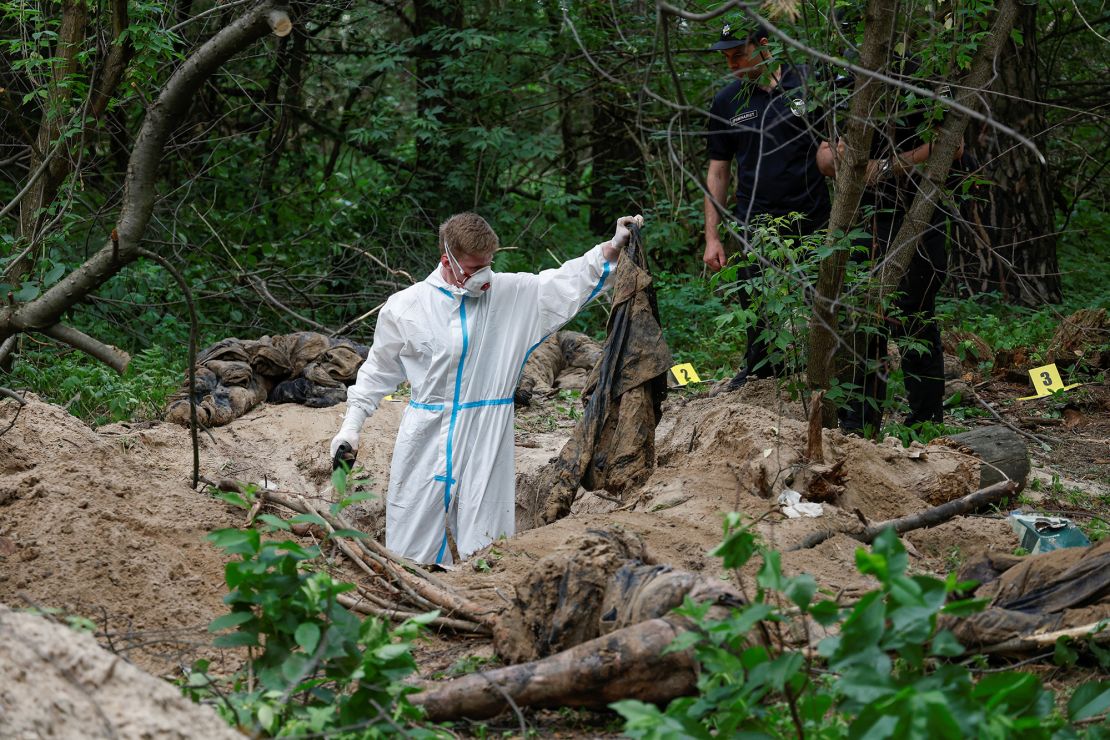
[789,479,1019,551]
[412,616,698,721]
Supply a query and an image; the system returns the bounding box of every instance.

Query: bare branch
[40,324,130,374]
[0,2,295,355]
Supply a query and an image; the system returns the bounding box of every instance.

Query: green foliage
[937,293,1061,364]
[614,517,1107,738]
[4,344,180,425]
[183,519,444,737]
[880,420,968,447]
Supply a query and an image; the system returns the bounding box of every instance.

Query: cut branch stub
[266,9,292,36]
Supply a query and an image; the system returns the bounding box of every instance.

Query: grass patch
[4,345,182,426]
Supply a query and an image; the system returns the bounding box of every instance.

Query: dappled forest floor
[0,351,1106,734]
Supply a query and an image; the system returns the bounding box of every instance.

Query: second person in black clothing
[816,75,965,435]
[703,20,831,393]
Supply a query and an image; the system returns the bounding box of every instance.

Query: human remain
[329,212,644,565]
[703,19,832,393]
[815,77,965,434]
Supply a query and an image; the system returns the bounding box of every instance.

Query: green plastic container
[1008,512,1091,555]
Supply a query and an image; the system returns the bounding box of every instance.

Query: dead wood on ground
[790,479,1019,550]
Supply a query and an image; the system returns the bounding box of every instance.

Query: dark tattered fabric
[943,538,1110,647]
[164,332,368,427]
[539,227,672,524]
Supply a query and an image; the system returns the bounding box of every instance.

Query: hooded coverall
[343,245,612,564]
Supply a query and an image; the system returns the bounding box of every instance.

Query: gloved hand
[329,428,359,468]
[611,214,645,250]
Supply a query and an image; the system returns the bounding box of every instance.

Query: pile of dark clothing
[164,332,368,427]
[944,538,1110,648]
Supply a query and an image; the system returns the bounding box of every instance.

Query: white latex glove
[329,429,359,461]
[611,214,644,250]
[329,406,364,462]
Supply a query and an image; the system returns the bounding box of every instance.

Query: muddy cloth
[164,332,368,427]
[943,538,1110,648]
[492,529,744,664]
[539,227,672,523]
[514,331,603,407]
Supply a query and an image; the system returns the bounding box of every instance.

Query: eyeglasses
[443,240,491,281]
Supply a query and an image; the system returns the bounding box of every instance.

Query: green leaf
[757,550,784,591]
[1069,680,1110,722]
[940,596,989,617]
[257,704,275,732]
[1055,635,1079,666]
[295,622,321,654]
[327,528,368,540]
[929,629,965,657]
[710,517,757,570]
[213,630,259,648]
[337,491,376,511]
[331,466,348,496]
[289,513,327,527]
[257,514,291,531]
[208,610,255,632]
[214,490,249,509]
[809,599,840,627]
[784,574,817,611]
[405,610,441,626]
[207,528,261,556]
[12,282,40,302]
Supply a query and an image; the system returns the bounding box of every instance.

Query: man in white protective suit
[329,212,644,565]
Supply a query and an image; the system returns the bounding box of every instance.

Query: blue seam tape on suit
[438,296,469,564]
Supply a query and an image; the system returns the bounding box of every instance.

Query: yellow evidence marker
[1017,362,1082,401]
[670,363,701,386]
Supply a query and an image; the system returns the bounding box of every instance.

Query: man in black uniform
[820,78,964,434]
[703,20,832,392]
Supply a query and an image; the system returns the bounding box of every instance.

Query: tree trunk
[411,0,468,217]
[874,0,1020,302]
[939,426,1030,491]
[16,0,89,252]
[805,0,899,426]
[412,617,698,722]
[953,3,1061,305]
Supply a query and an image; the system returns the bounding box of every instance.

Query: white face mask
[444,240,493,297]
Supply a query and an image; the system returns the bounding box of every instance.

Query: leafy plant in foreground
[182,488,442,738]
[614,517,1109,739]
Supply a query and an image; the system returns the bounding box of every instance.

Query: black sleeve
[706,92,736,162]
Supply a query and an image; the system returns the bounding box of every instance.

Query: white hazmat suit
[338,244,613,564]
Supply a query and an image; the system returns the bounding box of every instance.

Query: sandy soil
[2,375,1076,732]
[0,604,239,739]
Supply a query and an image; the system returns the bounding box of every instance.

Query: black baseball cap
[709,19,773,51]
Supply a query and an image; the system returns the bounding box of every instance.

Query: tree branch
[874,0,1019,303]
[40,324,130,374]
[0,3,294,354]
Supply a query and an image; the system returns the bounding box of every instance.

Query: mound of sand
[1,386,1021,704]
[0,604,238,739]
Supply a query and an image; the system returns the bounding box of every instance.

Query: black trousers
[838,214,947,433]
[731,212,827,378]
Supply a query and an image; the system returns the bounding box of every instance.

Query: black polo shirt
[707,67,831,223]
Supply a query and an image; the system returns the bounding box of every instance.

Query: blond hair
[438,212,499,257]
